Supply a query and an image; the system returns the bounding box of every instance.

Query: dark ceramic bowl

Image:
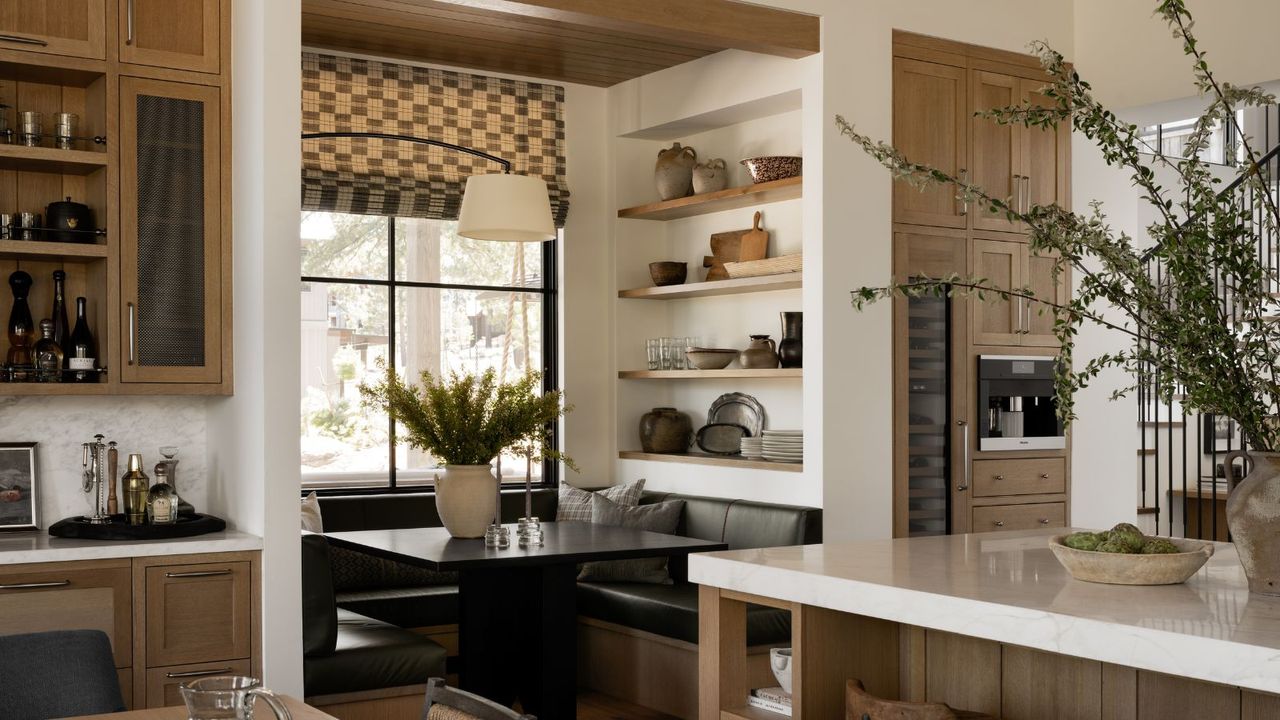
[649,261,688,287]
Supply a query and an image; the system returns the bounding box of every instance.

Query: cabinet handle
[0,34,49,47]
[957,168,969,216]
[994,520,1005,527]
[993,474,1005,481]
[1041,473,1050,479]
[0,580,70,590]
[165,569,233,579]
[1023,175,1032,213]
[1039,518,1051,525]
[956,420,970,491]
[166,667,232,679]
[127,302,136,365]
[1011,174,1022,214]
[126,0,135,45]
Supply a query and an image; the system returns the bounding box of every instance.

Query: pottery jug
[655,142,698,201]
[779,311,802,369]
[435,464,498,538]
[692,158,728,194]
[639,407,693,453]
[739,335,780,369]
[1224,451,1280,595]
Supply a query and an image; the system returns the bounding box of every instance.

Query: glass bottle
[67,296,98,383]
[159,446,194,516]
[6,270,34,381]
[121,453,150,526]
[147,463,177,525]
[50,269,68,353]
[33,319,63,382]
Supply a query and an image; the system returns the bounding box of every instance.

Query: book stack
[747,686,793,716]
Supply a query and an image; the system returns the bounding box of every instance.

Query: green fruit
[1095,538,1131,553]
[1110,522,1142,536]
[1141,538,1180,554]
[1106,524,1146,553]
[1062,531,1104,551]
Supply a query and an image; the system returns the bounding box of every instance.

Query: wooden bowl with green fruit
[1049,524,1214,586]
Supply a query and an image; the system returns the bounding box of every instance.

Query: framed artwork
[0,442,38,531]
[1202,414,1238,455]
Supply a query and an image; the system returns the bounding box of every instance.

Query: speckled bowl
[740,155,802,184]
[1049,535,1214,586]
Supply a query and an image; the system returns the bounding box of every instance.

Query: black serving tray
[48,513,226,540]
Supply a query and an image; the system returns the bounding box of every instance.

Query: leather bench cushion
[304,609,448,697]
[301,534,338,657]
[336,585,459,629]
[639,491,822,548]
[577,581,790,647]
[316,488,559,533]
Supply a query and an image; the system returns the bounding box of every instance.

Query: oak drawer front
[145,658,251,708]
[145,561,250,667]
[972,502,1065,532]
[0,563,131,667]
[972,458,1066,498]
[0,0,106,60]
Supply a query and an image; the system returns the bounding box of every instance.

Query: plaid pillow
[556,478,645,522]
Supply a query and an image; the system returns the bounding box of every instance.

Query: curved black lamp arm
[301,131,512,173]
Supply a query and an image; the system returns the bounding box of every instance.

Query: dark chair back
[0,629,125,720]
[301,532,338,657]
[422,677,535,720]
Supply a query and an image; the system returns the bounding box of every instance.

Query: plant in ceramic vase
[840,1,1280,593]
[360,363,574,538]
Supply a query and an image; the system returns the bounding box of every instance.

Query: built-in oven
[978,355,1065,451]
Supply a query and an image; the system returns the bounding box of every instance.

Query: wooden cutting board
[705,211,769,281]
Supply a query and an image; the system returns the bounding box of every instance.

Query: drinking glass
[668,337,686,370]
[179,676,292,720]
[659,337,674,370]
[18,111,41,147]
[645,339,661,371]
[55,112,78,150]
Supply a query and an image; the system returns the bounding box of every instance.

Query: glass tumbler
[179,676,292,720]
[55,112,78,150]
[645,339,661,371]
[18,111,41,147]
[659,337,674,370]
[668,337,686,370]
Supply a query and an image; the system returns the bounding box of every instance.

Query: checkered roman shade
[301,52,569,225]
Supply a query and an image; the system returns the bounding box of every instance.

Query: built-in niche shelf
[619,273,801,300]
[0,240,107,262]
[619,368,802,380]
[0,145,108,175]
[617,176,801,221]
[619,450,803,473]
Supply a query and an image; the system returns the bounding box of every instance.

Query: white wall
[0,396,208,525]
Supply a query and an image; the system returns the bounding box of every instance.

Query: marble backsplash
[0,396,208,527]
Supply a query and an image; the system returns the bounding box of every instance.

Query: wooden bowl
[649,261,688,287]
[685,348,736,370]
[1048,535,1214,585]
[740,156,802,184]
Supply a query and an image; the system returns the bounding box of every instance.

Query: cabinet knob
[956,484,969,492]
[994,520,1005,527]
[1039,518,1050,525]
[1041,473,1050,479]
[994,474,1005,481]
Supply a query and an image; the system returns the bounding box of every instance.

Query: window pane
[301,282,391,487]
[396,217,544,289]
[394,285,544,482]
[302,211,389,281]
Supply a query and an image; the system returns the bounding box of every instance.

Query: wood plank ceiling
[301,0,820,87]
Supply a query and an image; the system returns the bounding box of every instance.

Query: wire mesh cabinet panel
[120,76,224,385]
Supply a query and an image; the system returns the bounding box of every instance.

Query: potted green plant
[840,0,1280,593]
[360,364,573,538]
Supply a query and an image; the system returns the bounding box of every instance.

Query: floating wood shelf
[617,176,802,221]
[0,145,108,175]
[618,368,802,379]
[619,450,802,473]
[619,274,801,299]
[0,240,108,262]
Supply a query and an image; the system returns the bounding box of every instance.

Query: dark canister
[639,407,693,454]
[45,196,93,243]
[779,311,803,368]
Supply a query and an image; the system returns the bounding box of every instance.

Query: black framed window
[300,211,559,493]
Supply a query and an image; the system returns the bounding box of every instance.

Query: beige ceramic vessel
[435,464,497,538]
[1223,451,1280,595]
[1048,535,1213,586]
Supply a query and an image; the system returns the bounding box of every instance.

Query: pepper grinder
[106,442,119,515]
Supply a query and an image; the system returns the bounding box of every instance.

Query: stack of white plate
[740,436,764,459]
[761,430,803,463]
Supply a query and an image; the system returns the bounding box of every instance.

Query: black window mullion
[387,215,398,489]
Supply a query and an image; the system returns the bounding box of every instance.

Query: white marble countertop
[0,529,262,564]
[689,528,1280,694]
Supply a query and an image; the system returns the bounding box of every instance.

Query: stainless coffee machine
[978,355,1065,451]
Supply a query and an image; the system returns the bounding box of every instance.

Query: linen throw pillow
[577,493,685,584]
[301,492,324,533]
[556,478,646,522]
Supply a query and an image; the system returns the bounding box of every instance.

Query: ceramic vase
[1224,451,1280,595]
[640,407,693,453]
[739,335,779,369]
[692,158,728,194]
[435,464,498,538]
[655,142,697,201]
[779,311,802,369]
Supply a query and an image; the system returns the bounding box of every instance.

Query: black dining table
[324,521,727,718]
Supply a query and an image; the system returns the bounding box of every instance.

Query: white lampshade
[457,173,556,242]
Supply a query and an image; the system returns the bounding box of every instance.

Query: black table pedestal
[458,563,578,718]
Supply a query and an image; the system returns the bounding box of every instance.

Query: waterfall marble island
[692,528,1280,720]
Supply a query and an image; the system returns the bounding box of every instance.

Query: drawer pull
[0,34,49,47]
[0,580,70,590]
[994,520,1005,527]
[993,474,1005,481]
[1039,518,1051,524]
[165,570,233,579]
[1041,473,1050,479]
[166,667,233,679]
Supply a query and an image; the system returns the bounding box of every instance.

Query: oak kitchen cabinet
[119,0,223,75]
[971,237,1067,348]
[892,56,968,229]
[0,0,107,60]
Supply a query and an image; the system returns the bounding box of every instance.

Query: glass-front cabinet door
[119,76,223,384]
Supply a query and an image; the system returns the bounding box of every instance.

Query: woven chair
[422,678,536,720]
[847,679,996,720]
